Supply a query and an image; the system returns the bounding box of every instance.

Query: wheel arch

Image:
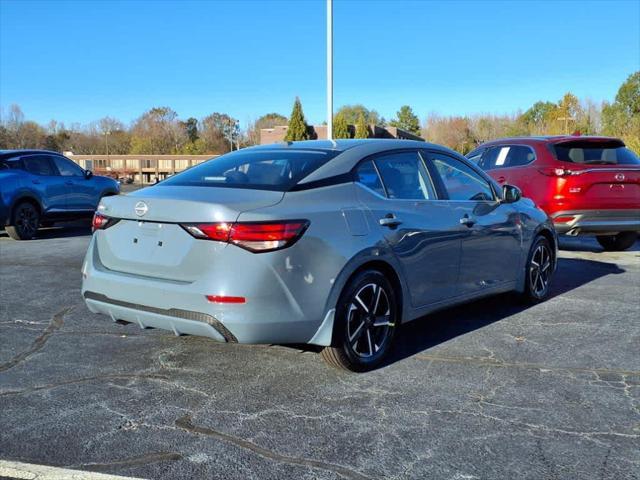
[516,225,557,293]
[326,253,408,325]
[9,194,42,223]
[310,254,407,348]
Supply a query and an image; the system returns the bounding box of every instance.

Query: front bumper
[80,236,327,345]
[552,209,640,235]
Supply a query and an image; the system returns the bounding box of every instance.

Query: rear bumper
[551,209,640,235]
[80,236,329,345]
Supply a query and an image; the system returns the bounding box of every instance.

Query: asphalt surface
[0,224,639,480]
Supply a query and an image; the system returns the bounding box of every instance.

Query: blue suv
[0,150,120,240]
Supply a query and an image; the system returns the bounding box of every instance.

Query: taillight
[538,167,583,177]
[181,220,309,253]
[92,212,119,231]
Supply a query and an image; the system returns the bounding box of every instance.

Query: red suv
[467,136,640,251]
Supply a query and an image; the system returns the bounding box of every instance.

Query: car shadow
[384,256,625,369]
[0,221,92,240]
[559,236,640,253]
[284,256,626,369]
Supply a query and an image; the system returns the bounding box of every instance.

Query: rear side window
[553,144,640,165]
[480,146,535,169]
[431,153,495,201]
[355,160,385,196]
[23,155,57,176]
[160,149,340,191]
[374,151,436,200]
[0,158,22,170]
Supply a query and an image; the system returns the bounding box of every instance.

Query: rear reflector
[554,215,576,224]
[182,220,309,253]
[206,295,246,304]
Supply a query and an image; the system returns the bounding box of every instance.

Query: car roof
[475,135,624,149]
[245,138,433,153]
[0,149,62,159]
[254,139,465,185]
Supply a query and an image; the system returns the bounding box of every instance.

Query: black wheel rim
[16,206,38,238]
[529,244,552,298]
[346,283,395,358]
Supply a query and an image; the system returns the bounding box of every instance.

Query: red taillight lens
[181,220,309,253]
[92,212,118,231]
[538,167,569,177]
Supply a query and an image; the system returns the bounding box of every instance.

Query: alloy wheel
[16,205,38,239]
[346,283,395,358]
[529,243,552,298]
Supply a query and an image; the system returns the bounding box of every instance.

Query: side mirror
[502,184,521,203]
[84,170,93,179]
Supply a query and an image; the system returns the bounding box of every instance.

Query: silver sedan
[82,140,557,371]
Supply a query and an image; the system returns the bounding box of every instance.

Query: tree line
[1,71,637,156]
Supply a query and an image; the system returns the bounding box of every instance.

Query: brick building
[68,154,214,184]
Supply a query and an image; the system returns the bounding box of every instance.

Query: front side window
[355,160,385,196]
[161,149,339,191]
[374,151,436,200]
[480,145,535,169]
[431,153,495,201]
[52,156,84,176]
[23,155,57,176]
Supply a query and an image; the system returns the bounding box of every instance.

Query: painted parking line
[0,460,146,480]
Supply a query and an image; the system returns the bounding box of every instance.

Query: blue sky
[1,0,638,128]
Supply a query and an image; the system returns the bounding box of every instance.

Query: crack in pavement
[70,451,182,471]
[415,353,640,377]
[0,373,170,397]
[175,414,372,480]
[0,306,72,373]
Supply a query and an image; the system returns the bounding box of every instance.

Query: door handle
[460,214,476,227]
[379,214,402,228]
[497,176,506,184]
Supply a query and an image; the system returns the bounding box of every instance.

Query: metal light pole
[326,0,333,140]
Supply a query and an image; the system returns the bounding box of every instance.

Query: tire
[5,202,40,240]
[596,232,638,252]
[321,270,398,372]
[522,235,554,304]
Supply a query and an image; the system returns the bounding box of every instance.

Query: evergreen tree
[390,105,421,135]
[354,113,369,139]
[333,113,350,139]
[284,97,309,141]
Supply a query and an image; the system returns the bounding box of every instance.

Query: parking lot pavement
[1,228,638,480]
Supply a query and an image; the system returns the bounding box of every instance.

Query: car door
[354,150,462,308]
[426,150,521,295]
[51,155,96,211]
[21,154,69,212]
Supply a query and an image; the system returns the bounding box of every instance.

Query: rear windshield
[159,149,340,191]
[552,143,640,165]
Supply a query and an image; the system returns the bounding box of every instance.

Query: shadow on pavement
[0,221,92,240]
[559,236,640,253]
[386,256,625,368]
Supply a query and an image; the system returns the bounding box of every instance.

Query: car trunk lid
[95,186,284,281]
[551,139,640,209]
